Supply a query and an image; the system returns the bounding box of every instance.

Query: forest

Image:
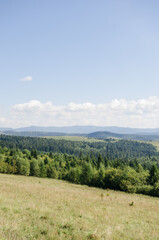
[0,134,159,197]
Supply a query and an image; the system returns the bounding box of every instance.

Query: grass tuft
[129,201,134,206]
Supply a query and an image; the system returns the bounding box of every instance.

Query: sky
[1,0,159,128]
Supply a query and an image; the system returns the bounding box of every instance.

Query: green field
[0,174,159,240]
[150,141,159,152]
[43,136,105,142]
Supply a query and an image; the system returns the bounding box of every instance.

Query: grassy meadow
[43,136,105,142]
[150,141,159,152]
[0,174,159,240]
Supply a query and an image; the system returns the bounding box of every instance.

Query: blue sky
[1,0,159,128]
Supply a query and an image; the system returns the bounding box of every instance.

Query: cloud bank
[1,96,157,128]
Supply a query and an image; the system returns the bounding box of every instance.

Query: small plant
[87,233,99,239]
[129,201,134,206]
[2,207,9,213]
[59,223,73,230]
[101,193,104,200]
[40,230,47,235]
[40,215,48,220]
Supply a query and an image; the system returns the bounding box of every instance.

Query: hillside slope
[0,174,159,240]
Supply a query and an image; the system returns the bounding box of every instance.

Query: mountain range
[1,125,159,134]
[1,126,159,141]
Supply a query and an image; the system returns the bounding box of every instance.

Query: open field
[0,174,159,239]
[43,136,105,142]
[133,140,159,152]
[150,141,159,152]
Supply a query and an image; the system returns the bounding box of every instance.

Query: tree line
[0,145,159,197]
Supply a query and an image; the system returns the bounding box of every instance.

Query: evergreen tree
[97,163,105,188]
[97,153,103,169]
[148,164,159,185]
[81,162,94,186]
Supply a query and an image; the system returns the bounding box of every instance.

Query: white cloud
[0,117,14,128]
[20,76,32,82]
[8,96,159,128]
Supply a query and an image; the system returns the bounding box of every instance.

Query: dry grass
[0,174,159,240]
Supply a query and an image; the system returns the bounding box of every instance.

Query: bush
[67,167,81,184]
[16,157,30,176]
[104,168,122,190]
[120,180,136,193]
[136,185,153,196]
[30,159,40,177]
[153,181,159,197]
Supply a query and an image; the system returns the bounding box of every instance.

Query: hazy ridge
[2,126,159,141]
[1,125,159,134]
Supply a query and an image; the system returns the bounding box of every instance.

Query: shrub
[120,179,136,193]
[67,167,81,184]
[30,159,40,177]
[153,181,159,197]
[136,185,153,196]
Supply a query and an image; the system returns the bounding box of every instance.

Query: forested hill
[0,135,159,197]
[0,134,158,160]
[87,131,123,139]
[87,131,159,141]
[1,134,159,197]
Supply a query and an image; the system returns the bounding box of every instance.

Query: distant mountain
[87,131,159,141]
[4,130,67,137]
[2,128,159,141]
[8,125,159,134]
[15,126,94,133]
[1,126,159,140]
[0,128,12,131]
[87,131,123,139]
[3,130,85,137]
[15,125,119,133]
